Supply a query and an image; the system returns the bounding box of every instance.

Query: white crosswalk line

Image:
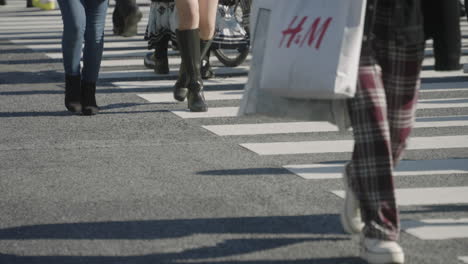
[283,159,468,180]
[113,77,247,89]
[416,98,468,109]
[157,96,468,119]
[332,187,468,206]
[171,107,239,119]
[401,218,468,240]
[202,115,468,136]
[17,42,148,50]
[240,135,468,155]
[459,256,468,263]
[138,90,244,103]
[102,66,249,80]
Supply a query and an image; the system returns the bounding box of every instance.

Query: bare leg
[198,0,218,40]
[175,0,199,30]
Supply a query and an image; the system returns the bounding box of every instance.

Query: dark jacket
[364,0,461,71]
[422,0,461,70]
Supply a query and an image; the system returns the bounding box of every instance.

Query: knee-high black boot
[175,29,207,112]
[154,39,169,74]
[64,74,82,113]
[200,39,214,80]
[81,81,99,116]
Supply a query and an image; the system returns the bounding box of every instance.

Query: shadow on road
[0,214,364,264]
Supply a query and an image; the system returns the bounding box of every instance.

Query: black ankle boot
[81,81,99,116]
[200,39,214,80]
[64,74,82,113]
[176,29,208,112]
[26,0,33,7]
[154,40,169,74]
[0,0,6,6]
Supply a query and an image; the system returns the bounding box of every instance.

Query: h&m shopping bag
[238,0,354,131]
[259,0,366,99]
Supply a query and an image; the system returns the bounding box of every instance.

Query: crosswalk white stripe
[420,70,465,78]
[401,218,468,240]
[202,115,468,136]
[240,135,468,155]
[0,21,149,29]
[0,32,142,40]
[459,256,468,263]
[418,97,468,109]
[332,187,468,206]
[138,90,244,103]
[164,95,468,119]
[18,42,148,50]
[47,49,150,59]
[171,107,239,119]
[113,77,247,89]
[283,159,468,180]
[102,66,249,80]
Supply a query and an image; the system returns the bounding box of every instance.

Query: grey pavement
[0,1,468,263]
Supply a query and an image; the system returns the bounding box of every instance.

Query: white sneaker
[340,169,364,234]
[361,237,405,264]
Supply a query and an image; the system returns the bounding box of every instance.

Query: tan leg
[198,0,218,40]
[175,0,199,30]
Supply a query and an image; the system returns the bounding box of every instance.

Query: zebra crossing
[1,0,467,261]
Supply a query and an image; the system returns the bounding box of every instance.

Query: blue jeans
[57,0,108,82]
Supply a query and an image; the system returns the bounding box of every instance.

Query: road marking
[284,159,468,180]
[139,90,244,103]
[47,49,149,59]
[332,187,468,206]
[401,218,468,240]
[113,77,247,89]
[202,115,468,136]
[418,98,468,109]
[171,107,239,119]
[203,122,340,135]
[420,70,465,78]
[102,66,248,79]
[420,81,468,92]
[165,97,468,120]
[18,42,148,50]
[240,135,468,155]
[459,256,468,263]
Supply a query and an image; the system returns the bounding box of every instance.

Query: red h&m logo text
[279,16,333,49]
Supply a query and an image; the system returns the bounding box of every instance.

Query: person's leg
[346,43,398,241]
[377,41,425,166]
[112,0,124,35]
[115,0,142,37]
[198,0,217,41]
[81,0,108,115]
[174,0,207,111]
[198,0,218,79]
[57,0,86,113]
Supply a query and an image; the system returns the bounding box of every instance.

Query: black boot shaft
[64,75,82,113]
[176,29,202,88]
[81,81,99,115]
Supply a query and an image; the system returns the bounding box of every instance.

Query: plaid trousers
[346,36,425,239]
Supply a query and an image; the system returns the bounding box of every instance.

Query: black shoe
[64,75,82,113]
[144,52,155,69]
[81,81,99,116]
[0,0,6,6]
[176,29,208,112]
[121,9,142,37]
[200,39,214,80]
[26,0,33,7]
